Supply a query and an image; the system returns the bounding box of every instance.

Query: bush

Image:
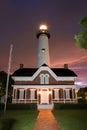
[54,103,87,110]
[0,103,37,111]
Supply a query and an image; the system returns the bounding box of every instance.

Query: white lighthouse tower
[37,25,50,68]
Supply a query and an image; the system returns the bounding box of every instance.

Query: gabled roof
[12,68,38,76]
[12,67,77,77]
[51,68,77,77]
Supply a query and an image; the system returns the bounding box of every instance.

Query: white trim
[12,66,76,81]
[12,85,76,89]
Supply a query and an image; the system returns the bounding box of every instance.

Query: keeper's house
[12,25,77,109]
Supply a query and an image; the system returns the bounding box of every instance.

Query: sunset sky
[0,0,87,89]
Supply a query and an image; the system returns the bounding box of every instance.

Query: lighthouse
[12,24,77,108]
[37,25,50,68]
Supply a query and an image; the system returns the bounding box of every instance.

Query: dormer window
[45,74,49,84]
[40,74,50,84]
[40,74,45,84]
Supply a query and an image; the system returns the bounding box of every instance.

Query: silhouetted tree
[74,17,87,49]
[77,87,87,103]
[0,71,13,102]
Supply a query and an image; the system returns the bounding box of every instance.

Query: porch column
[14,89,17,103]
[54,89,57,99]
[12,88,14,99]
[37,89,39,104]
[57,89,59,100]
[54,89,59,100]
[30,89,35,100]
[15,89,17,99]
[12,88,15,103]
[63,89,65,103]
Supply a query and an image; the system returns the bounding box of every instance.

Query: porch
[12,87,77,108]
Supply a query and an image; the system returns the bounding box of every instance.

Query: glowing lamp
[40,25,47,30]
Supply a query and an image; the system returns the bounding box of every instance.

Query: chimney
[20,64,24,69]
[64,64,68,69]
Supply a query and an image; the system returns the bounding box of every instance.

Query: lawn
[0,110,38,130]
[53,109,87,130]
[0,109,87,130]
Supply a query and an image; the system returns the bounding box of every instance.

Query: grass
[0,109,87,130]
[0,110,38,130]
[53,109,87,130]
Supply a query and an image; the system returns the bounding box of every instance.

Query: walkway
[32,110,62,130]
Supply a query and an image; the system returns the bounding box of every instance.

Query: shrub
[0,103,37,111]
[54,103,87,110]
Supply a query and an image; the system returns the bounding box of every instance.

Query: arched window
[45,74,49,84]
[40,74,45,84]
[40,74,50,84]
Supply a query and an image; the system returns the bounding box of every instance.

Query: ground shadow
[1,118,17,130]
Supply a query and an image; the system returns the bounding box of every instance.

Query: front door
[41,89,49,104]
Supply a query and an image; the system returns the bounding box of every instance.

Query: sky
[0,0,87,89]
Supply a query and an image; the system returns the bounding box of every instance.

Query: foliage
[0,71,7,96]
[54,103,87,109]
[75,29,87,49]
[74,17,87,49]
[0,103,37,111]
[53,110,87,130]
[0,71,13,101]
[77,87,87,103]
[79,17,87,28]
[77,87,86,97]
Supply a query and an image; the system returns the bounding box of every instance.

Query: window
[52,90,55,99]
[40,74,45,84]
[59,89,62,99]
[41,48,45,53]
[40,74,50,84]
[27,89,30,99]
[35,90,37,99]
[24,90,25,99]
[70,90,72,98]
[17,90,20,99]
[45,74,49,84]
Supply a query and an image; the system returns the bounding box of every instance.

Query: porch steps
[37,104,54,110]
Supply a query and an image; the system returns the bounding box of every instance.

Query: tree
[74,17,87,49]
[0,71,13,102]
[77,87,87,103]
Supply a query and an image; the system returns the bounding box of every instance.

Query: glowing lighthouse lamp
[40,25,47,30]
